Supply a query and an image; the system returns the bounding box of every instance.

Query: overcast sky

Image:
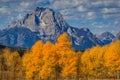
[0,0,120,35]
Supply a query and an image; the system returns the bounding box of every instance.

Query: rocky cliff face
[0,7,103,50]
[0,27,39,48]
[116,32,120,40]
[8,7,69,42]
[67,27,103,50]
[98,32,115,45]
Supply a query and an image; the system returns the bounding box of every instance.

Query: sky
[0,0,120,35]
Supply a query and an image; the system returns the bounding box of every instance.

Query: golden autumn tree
[2,48,11,71]
[21,33,120,79]
[22,40,44,79]
[81,40,120,79]
[39,41,59,79]
[81,46,108,78]
[56,32,72,49]
[104,40,120,78]
[2,48,21,71]
[0,48,22,80]
[76,51,82,80]
[81,49,90,78]
[0,50,4,79]
[40,33,75,79]
[60,49,77,79]
[96,45,108,78]
[8,51,21,79]
[23,40,60,80]
[22,33,79,80]
[55,33,78,79]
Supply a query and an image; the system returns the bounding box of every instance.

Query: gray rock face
[98,32,115,45]
[8,7,69,42]
[0,27,39,48]
[116,32,120,40]
[67,27,103,50]
[0,7,103,50]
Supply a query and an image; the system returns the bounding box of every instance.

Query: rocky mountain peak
[8,7,68,33]
[0,7,104,50]
[99,32,115,39]
[98,31,115,45]
[81,27,90,32]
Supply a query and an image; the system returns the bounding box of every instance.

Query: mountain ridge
[0,7,104,50]
[98,31,115,45]
[116,32,120,40]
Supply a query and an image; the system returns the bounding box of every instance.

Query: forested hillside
[0,33,120,80]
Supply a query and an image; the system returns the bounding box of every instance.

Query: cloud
[60,8,80,20]
[114,20,119,25]
[86,12,96,19]
[52,0,72,9]
[103,0,117,6]
[77,5,87,12]
[60,9,72,16]
[91,1,120,7]
[20,2,30,8]
[51,0,87,10]
[0,0,11,2]
[37,0,47,3]
[17,2,31,12]
[17,14,24,19]
[102,8,120,14]
[91,1,103,6]
[60,8,78,16]
[87,12,95,16]
[92,22,105,29]
[0,7,8,14]
[103,13,120,19]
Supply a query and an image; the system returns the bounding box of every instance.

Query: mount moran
[0,7,118,50]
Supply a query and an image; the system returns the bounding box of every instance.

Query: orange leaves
[22,32,120,79]
[81,40,120,78]
[61,55,77,77]
[1,33,120,79]
[39,65,52,79]
[57,33,72,49]
[57,33,71,44]
[104,40,120,77]
[0,48,22,80]
[22,33,79,79]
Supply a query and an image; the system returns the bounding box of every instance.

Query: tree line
[0,33,120,80]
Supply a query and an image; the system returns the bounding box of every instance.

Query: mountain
[67,27,103,50]
[116,32,120,39]
[0,27,39,48]
[8,7,69,42]
[0,7,103,50]
[98,32,115,45]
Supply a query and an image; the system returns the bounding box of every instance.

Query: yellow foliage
[21,33,120,79]
[56,33,72,49]
[104,40,120,77]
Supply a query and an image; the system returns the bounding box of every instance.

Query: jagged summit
[0,7,104,50]
[98,31,115,45]
[81,27,90,32]
[8,7,69,32]
[34,7,53,12]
